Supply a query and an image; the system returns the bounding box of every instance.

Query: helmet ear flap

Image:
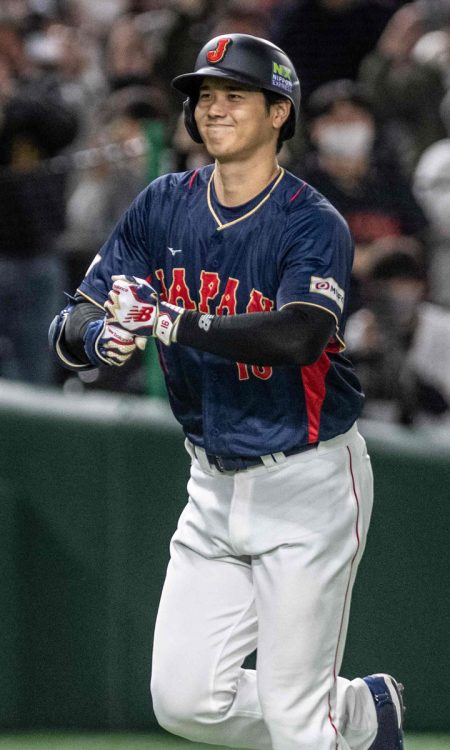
[183,98,203,144]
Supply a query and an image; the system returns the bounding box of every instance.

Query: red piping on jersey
[327,445,362,749]
[188,169,199,189]
[289,182,307,203]
[301,351,331,443]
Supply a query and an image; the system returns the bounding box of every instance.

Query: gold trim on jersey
[207,168,285,231]
[280,300,346,352]
[76,289,105,310]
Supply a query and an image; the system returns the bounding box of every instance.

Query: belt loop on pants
[260,452,287,468]
[191,445,213,473]
[190,442,318,473]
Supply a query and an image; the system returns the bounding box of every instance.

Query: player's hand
[83,319,147,368]
[105,275,185,346]
[105,275,159,336]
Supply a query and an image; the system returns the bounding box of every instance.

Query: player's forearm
[57,297,335,368]
[50,299,143,370]
[176,306,335,366]
[63,301,104,363]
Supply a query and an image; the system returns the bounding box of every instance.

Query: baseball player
[50,34,404,750]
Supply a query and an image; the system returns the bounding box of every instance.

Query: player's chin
[202,132,236,154]
[203,139,240,161]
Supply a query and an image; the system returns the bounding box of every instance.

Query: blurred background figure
[105,12,159,92]
[270,0,400,107]
[296,78,428,313]
[345,248,449,425]
[0,13,78,384]
[413,137,450,308]
[358,0,450,177]
[138,0,217,118]
[209,0,269,38]
[62,84,171,396]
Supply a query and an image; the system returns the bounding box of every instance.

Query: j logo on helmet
[207,38,232,64]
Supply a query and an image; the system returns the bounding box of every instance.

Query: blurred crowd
[1,0,449,426]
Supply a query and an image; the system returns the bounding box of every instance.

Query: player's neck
[213,156,281,207]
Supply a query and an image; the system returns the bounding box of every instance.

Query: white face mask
[414,140,450,238]
[77,0,126,25]
[315,122,375,160]
[422,193,450,239]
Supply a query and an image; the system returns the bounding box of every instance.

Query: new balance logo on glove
[123,305,156,324]
[104,275,185,346]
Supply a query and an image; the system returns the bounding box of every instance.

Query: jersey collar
[207,168,285,231]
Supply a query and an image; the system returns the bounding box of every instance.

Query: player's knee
[151,671,233,740]
[151,676,183,735]
[151,672,203,738]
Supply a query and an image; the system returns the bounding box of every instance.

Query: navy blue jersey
[78,165,363,456]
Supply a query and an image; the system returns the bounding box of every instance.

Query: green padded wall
[0,381,448,732]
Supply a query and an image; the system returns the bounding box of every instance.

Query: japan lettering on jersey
[78,166,363,457]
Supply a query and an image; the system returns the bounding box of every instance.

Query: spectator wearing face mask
[296,79,429,313]
[413,138,450,308]
[345,249,449,425]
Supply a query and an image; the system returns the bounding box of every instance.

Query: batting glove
[83,319,147,368]
[105,275,184,346]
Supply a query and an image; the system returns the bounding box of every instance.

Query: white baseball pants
[151,423,377,749]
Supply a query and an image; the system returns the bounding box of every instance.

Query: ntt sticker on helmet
[272,61,293,93]
[206,38,232,64]
[309,276,345,312]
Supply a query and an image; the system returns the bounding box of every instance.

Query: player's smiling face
[194,77,283,161]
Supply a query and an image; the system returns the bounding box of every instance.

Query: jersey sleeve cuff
[76,284,107,309]
[279,300,346,351]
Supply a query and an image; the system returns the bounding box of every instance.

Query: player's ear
[271,100,292,132]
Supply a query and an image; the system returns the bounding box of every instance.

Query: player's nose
[205,93,228,117]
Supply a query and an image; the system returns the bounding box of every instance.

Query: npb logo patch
[272,61,293,93]
[309,276,345,312]
[207,38,232,64]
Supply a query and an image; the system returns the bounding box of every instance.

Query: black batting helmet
[171,34,301,145]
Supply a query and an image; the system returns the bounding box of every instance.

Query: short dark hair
[262,89,290,153]
[305,79,375,123]
[371,251,425,282]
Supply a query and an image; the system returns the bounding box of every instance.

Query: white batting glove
[105,275,159,336]
[83,319,147,368]
[105,275,184,346]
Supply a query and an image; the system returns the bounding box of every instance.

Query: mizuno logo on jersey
[168,247,182,255]
[309,276,345,311]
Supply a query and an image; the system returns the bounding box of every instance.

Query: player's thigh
[252,439,372,721]
[251,544,351,740]
[151,539,257,717]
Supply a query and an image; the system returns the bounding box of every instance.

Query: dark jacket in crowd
[0,76,78,258]
[271,0,399,105]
